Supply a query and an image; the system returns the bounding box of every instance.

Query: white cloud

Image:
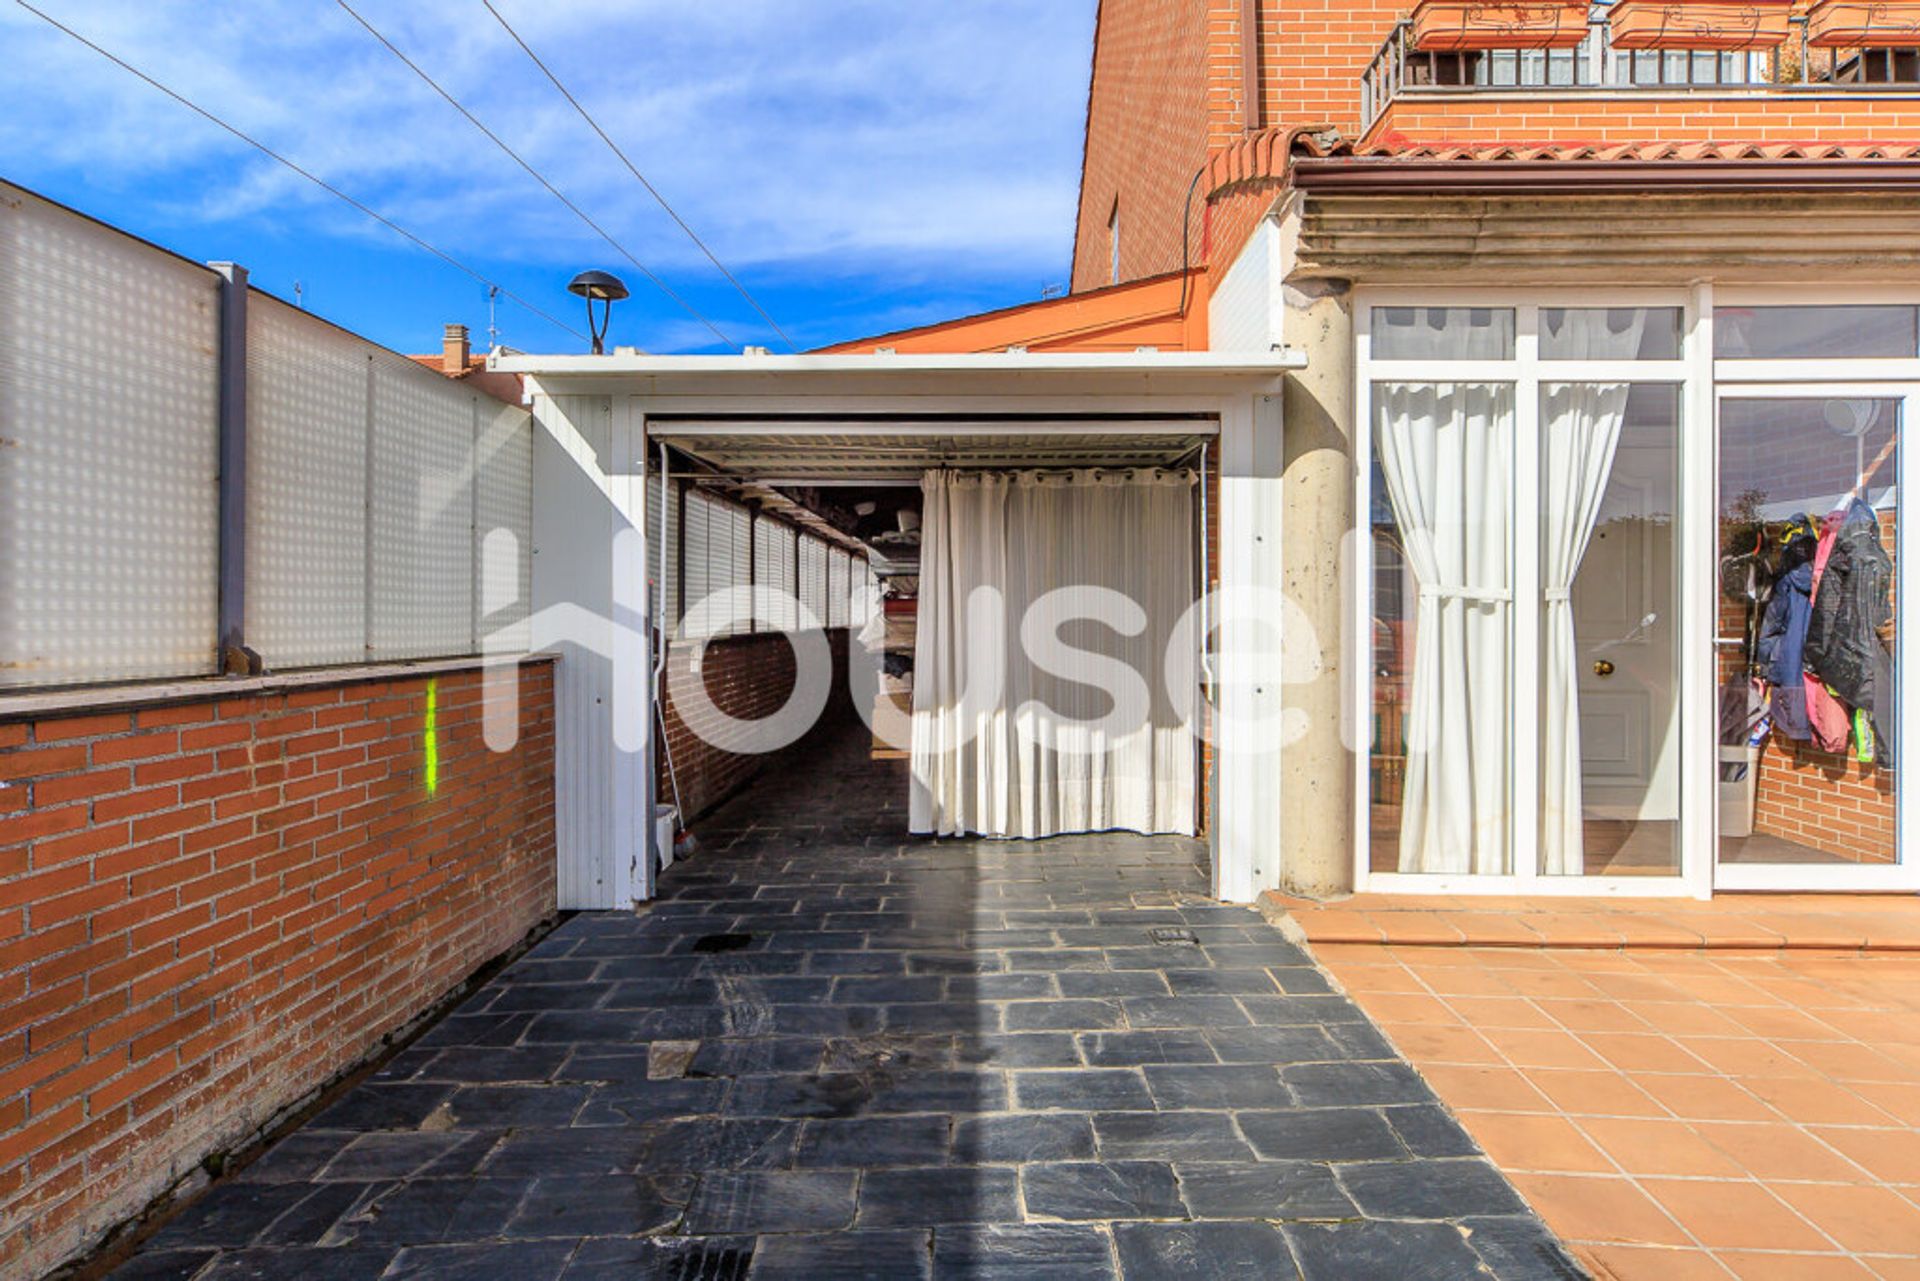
[0,0,1095,312]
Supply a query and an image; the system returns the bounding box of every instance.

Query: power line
[9,0,586,344]
[337,0,734,350]
[482,0,798,353]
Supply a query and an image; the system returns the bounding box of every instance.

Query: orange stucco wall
[1365,93,1920,147]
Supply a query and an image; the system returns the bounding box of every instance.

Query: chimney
[442,323,470,374]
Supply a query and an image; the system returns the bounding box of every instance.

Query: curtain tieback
[1418,584,1511,605]
[1541,588,1572,603]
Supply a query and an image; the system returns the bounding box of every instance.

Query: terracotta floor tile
[1580,1031,1716,1074]
[1575,1117,1745,1178]
[1714,1251,1881,1281]
[1627,1001,1752,1038]
[1417,1063,1557,1113]
[1377,1021,1505,1066]
[1516,914,1625,948]
[1403,963,1521,998]
[1508,1172,1692,1246]
[1807,1126,1920,1184]
[1742,1075,1899,1127]
[1354,991,1460,1025]
[1632,1074,1779,1123]
[1504,968,1611,1000]
[1637,1179,1830,1252]
[1459,1109,1614,1174]
[1446,995,1560,1030]
[1722,1004,1850,1041]
[1785,1039,1920,1084]
[1865,1257,1920,1281]
[1589,974,1697,1003]
[1575,1243,1735,1281]
[1692,1121,1877,1183]
[1769,1180,1920,1256]
[1539,998,1658,1034]
[1318,960,1423,994]
[1677,1037,1826,1080]
[1481,1026,1611,1070]
[1848,1081,1920,1126]
[1446,911,1544,946]
[1526,1067,1671,1119]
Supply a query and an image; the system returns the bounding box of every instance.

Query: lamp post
[567,269,629,354]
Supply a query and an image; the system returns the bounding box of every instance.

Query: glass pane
[1372,308,1516,361]
[1370,382,1515,876]
[1715,306,1920,359]
[1541,308,1684,360]
[1541,385,1681,875]
[1717,397,1899,867]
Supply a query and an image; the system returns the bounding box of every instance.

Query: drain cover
[1149,926,1200,946]
[690,932,753,953]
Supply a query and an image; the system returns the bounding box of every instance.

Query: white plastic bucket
[655,805,679,871]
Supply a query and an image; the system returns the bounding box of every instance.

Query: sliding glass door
[1713,386,1912,889]
[1361,302,1689,891]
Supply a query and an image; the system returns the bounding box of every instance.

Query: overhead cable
[483,0,798,352]
[10,0,586,343]
[337,0,734,349]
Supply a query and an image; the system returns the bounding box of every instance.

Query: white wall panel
[369,353,474,660]
[244,295,369,667]
[799,536,827,629]
[755,519,796,632]
[1209,218,1280,354]
[828,548,850,628]
[0,182,219,686]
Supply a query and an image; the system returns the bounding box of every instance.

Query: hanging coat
[1804,497,1893,714]
[1754,560,1814,741]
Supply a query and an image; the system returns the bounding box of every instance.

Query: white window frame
[1707,284,1918,891]
[1353,286,1709,897]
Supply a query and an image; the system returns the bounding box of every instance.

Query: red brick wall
[1071,0,1217,292]
[658,631,854,822]
[0,662,557,1276]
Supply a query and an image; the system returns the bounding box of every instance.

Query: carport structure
[495,350,1304,910]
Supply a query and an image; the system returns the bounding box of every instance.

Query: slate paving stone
[1287,1219,1493,1281]
[1022,1161,1185,1221]
[1142,1064,1293,1110]
[109,729,1566,1281]
[1092,1112,1255,1161]
[1173,1161,1356,1220]
[952,1113,1095,1162]
[1014,1069,1155,1112]
[747,1230,933,1280]
[503,1174,686,1237]
[795,1115,953,1168]
[384,1239,576,1281]
[1079,1030,1218,1067]
[1238,1108,1409,1162]
[1335,1158,1528,1220]
[855,1165,1023,1226]
[1284,1060,1435,1106]
[1111,1220,1292,1281]
[932,1224,1119,1280]
[682,1170,857,1234]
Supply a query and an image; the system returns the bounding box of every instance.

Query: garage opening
[645,416,1217,874]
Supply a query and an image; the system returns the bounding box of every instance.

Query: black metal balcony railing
[1361,11,1920,134]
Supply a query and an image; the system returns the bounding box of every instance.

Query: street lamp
[567,269,628,355]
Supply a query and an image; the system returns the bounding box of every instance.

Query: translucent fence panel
[800,536,828,629]
[828,548,851,628]
[369,352,477,661]
[0,183,220,687]
[476,400,533,654]
[646,472,680,633]
[245,296,369,667]
[755,518,797,632]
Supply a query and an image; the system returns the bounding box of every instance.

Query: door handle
[1593,659,1615,678]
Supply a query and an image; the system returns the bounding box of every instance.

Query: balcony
[1362,2,1920,135]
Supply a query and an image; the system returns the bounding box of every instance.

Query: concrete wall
[0,662,557,1276]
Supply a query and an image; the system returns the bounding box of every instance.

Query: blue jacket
[1756,560,1813,691]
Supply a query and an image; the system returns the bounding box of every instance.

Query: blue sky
[1,1,1097,355]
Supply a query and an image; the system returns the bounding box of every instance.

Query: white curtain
[1376,384,1514,874]
[1539,383,1631,874]
[910,468,1197,839]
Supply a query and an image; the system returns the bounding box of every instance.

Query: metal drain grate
[690,932,753,953]
[670,1241,753,1280]
[1149,926,1200,946]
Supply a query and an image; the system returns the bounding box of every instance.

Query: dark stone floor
[111,726,1583,1280]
